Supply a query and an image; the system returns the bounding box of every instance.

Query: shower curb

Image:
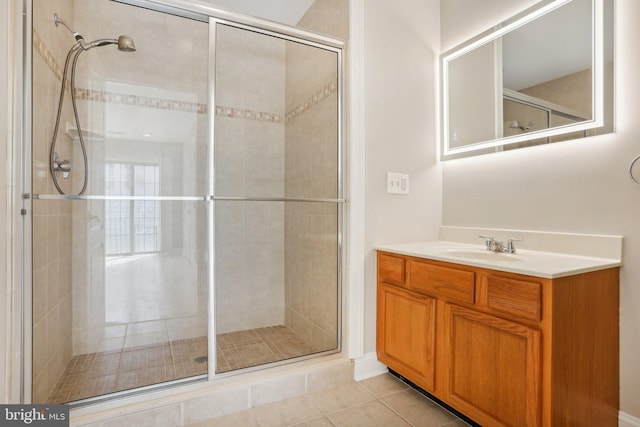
[69,355,353,426]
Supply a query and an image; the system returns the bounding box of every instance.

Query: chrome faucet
[479,236,523,254]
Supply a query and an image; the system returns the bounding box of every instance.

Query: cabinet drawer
[410,262,475,304]
[486,275,541,321]
[378,253,407,285]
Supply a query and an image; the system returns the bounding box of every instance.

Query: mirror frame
[439,0,608,160]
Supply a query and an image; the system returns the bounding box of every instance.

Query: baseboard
[620,411,640,427]
[353,352,388,381]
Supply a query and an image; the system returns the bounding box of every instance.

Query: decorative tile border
[285,80,338,122]
[33,28,336,123]
[75,88,208,115]
[215,106,283,123]
[33,29,65,82]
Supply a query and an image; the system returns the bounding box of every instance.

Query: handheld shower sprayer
[49,14,136,195]
[86,36,137,52]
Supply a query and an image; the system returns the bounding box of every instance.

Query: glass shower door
[29,0,343,404]
[212,22,342,373]
[30,0,209,403]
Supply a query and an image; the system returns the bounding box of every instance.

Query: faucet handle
[479,235,495,250]
[506,237,523,253]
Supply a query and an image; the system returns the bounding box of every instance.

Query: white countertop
[375,241,622,279]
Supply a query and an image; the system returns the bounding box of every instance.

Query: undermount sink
[444,248,523,262]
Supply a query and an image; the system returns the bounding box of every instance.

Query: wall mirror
[440,0,614,160]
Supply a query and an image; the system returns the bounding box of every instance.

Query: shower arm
[54,14,84,44]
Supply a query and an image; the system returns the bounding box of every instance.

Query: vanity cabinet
[443,304,541,427]
[376,253,436,391]
[377,283,436,392]
[376,251,619,427]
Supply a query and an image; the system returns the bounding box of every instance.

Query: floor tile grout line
[310,391,378,417]
[359,384,411,401]
[286,415,337,427]
[312,392,415,427]
[169,333,179,380]
[377,394,418,427]
[324,400,377,419]
[381,377,474,427]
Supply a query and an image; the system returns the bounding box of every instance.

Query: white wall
[441,0,640,420]
[362,0,442,353]
[447,41,500,147]
[440,0,540,51]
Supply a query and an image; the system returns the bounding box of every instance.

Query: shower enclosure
[26,0,344,404]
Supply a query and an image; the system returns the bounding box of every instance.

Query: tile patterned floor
[48,325,316,403]
[187,373,474,427]
[217,326,316,373]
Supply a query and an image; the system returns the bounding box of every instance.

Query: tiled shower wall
[32,0,210,374]
[68,0,209,355]
[519,68,593,119]
[283,0,348,352]
[31,0,75,404]
[285,0,348,351]
[214,25,287,333]
[215,0,349,340]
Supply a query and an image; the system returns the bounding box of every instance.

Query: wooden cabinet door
[443,304,541,427]
[377,284,436,392]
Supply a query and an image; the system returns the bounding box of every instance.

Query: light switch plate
[386,172,409,195]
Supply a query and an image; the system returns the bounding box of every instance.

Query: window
[105,163,160,255]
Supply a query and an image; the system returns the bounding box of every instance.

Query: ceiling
[203,0,315,25]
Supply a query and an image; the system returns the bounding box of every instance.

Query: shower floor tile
[48,325,317,403]
[216,325,316,373]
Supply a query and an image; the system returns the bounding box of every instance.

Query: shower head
[509,120,535,132]
[85,36,136,52]
[117,35,136,52]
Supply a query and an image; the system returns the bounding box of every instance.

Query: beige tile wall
[519,68,593,119]
[68,0,210,355]
[296,0,350,42]
[214,24,287,333]
[33,0,212,389]
[31,0,76,404]
[214,3,347,341]
[283,0,348,352]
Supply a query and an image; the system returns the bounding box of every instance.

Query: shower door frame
[20,0,346,404]
[206,13,346,381]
